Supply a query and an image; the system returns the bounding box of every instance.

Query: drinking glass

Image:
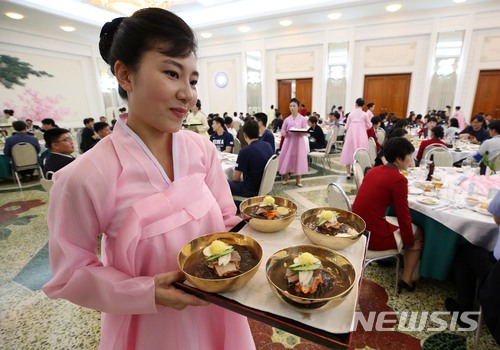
[462,158,472,174]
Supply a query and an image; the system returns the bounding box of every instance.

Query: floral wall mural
[0,50,93,124]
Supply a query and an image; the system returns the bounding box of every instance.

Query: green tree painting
[0,54,53,89]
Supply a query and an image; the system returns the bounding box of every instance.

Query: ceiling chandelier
[88,0,173,16]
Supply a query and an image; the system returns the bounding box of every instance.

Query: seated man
[94,122,112,139]
[415,125,447,163]
[41,118,57,131]
[228,120,274,197]
[418,116,437,138]
[43,128,76,178]
[445,191,500,345]
[255,112,275,153]
[80,118,99,153]
[224,116,237,139]
[307,116,326,150]
[352,137,423,293]
[473,120,500,162]
[324,112,340,128]
[210,116,234,153]
[459,115,490,144]
[3,120,41,181]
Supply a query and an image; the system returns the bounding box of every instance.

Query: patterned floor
[0,157,499,349]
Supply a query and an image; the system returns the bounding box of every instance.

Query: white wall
[1,3,500,126]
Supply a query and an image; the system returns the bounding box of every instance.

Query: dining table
[218,152,239,180]
[391,167,499,281]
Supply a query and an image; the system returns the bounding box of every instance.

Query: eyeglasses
[54,136,73,143]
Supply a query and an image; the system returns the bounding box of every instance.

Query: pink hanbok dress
[278,114,309,175]
[339,107,372,166]
[43,118,255,350]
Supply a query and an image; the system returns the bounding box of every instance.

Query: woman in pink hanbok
[339,98,372,179]
[42,9,255,350]
[278,98,309,187]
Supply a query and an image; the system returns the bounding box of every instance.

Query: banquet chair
[40,177,54,193]
[327,182,352,211]
[368,137,377,165]
[309,130,336,169]
[365,248,401,295]
[353,148,373,171]
[10,142,45,189]
[421,143,448,162]
[353,160,364,191]
[232,154,279,202]
[424,147,453,167]
[233,137,241,154]
[376,127,385,145]
[312,127,335,152]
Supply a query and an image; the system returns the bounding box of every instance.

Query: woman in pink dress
[42,9,255,350]
[278,98,309,187]
[340,98,372,179]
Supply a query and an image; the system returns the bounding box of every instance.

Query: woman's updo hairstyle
[99,8,197,99]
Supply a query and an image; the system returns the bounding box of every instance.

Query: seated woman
[415,125,447,163]
[353,137,423,293]
[367,116,382,151]
[374,128,411,167]
[445,117,461,140]
[307,116,326,150]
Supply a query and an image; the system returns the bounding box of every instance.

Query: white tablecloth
[218,152,238,179]
[407,167,498,250]
[220,218,366,334]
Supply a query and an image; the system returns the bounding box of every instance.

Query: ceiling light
[452,0,467,3]
[327,12,342,20]
[385,3,402,12]
[60,26,76,32]
[5,12,24,20]
[279,20,292,27]
[200,32,213,38]
[87,1,172,16]
[238,26,250,33]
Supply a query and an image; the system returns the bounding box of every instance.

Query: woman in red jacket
[352,137,423,293]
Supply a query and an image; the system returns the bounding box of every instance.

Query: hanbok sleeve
[198,112,209,133]
[203,143,241,230]
[42,161,158,315]
[364,113,372,129]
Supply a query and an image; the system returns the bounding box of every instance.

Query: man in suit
[4,120,41,181]
[43,128,75,179]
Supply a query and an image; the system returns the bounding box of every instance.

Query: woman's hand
[154,271,209,310]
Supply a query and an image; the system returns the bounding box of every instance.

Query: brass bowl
[239,196,297,233]
[300,207,365,250]
[178,232,263,293]
[265,245,356,312]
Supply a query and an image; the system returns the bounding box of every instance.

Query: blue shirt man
[210,116,234,153]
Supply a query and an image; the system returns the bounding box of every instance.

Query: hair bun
[99,17,125,63]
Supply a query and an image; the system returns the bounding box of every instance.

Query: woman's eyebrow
[163,59,199,77]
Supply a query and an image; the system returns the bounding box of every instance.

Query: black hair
[99,8,197,100]
[242,120,259,139]
[119,107,126,113]
[290,98,301,107]
[431,125,444,139]
[12,120,27,132]
[356,98,365,107]
[428,117,438,124]
[471,115,484,123]
[383,137,415,163]
[387,127,408,139]
[308,116,318,124]
[367,102,375,109]
[213,116,225,128]
[371,116,381,125]
[4,109,14,116]
[488,120,500,134]
[449,118,459,128]
[94,122,110,133]
[83,118,94,125]
[195,99,201,109]
[41,118,55,126]
[44,128,70,148]
[224,116,233,126]
[254,112,268,126]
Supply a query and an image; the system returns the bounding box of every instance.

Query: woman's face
[289,102,299,115]
[122,50,198,135]
[396,154,413,171]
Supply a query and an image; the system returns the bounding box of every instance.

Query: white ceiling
[0,0,498,46]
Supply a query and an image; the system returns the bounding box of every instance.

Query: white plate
[408,187,424,195]
[473,205,492,216]
[417,196,440,205]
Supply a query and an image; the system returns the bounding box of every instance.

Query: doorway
[278,78,312,118]
[363,74,411,118]
[472,70,500,119]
